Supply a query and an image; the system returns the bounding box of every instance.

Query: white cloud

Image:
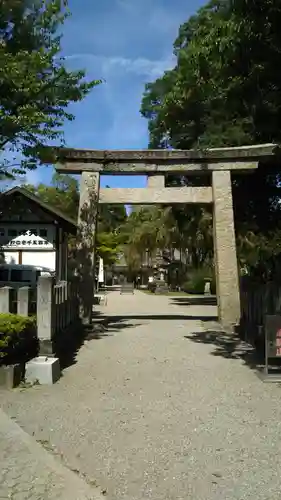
[62,49,177,151]
[64,53,175,80]
[60,0,191,154]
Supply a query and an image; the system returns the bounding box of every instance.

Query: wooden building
[0,187,77,281]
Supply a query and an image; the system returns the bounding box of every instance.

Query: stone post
[212,170,240,328]
[53,284,61,333]
[60,281,67,329]
[58,227,63,281]
[147,174,165,188]
[17,286,30,316]
[37,275,55,356]
[146,174,168,291]
[0,286,12,313]
[77,171,100,324]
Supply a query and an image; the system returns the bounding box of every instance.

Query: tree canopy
[25,175,127,267]
[140,0,281,277]
[0,0,100,178]
[3,0,281,281]
[141,0,281,149]
[120,205,213,276]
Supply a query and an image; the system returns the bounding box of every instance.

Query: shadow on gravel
[57,309,217,371]
[55,317,142,371]
[55,322,87,371]
[185,326,264,371]
[171,296,217,307]
[99,313,218,322]
[87,318,143,340]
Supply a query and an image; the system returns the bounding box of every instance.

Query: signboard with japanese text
[265,315,281,358]
[1,230,54,251]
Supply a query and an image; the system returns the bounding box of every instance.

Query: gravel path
[1,291,281,500]
[0,408,103,499]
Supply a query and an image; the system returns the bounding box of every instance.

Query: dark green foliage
[24,175,127,267]
[0,0,101,178]
[147,281,157,293]
[140,0,281,274]
[25,173,79,220]
[183,268,216,294]
[0,314,38,366]
[142,0,281,150]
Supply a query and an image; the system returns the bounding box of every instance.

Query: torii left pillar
[77,171,100,324]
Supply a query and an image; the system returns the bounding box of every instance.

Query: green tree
[121,204,213,274]
[141,0,281,149]
[25,173,79,220]
[96,231,121,267]
[24,175,127,267]
[97,196,127,266]
[0,0,101,177]
[98,202,127,234]
[141,0,281,274]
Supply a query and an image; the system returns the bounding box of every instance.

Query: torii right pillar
[212,170,240,329]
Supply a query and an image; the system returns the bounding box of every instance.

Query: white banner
[98,257,104,283]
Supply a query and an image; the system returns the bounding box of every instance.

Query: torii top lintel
[42,143,280,175]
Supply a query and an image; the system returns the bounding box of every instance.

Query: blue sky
[9,0,206,189]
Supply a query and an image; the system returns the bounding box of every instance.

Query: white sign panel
[98,257,104,283]
[2,230,54,250]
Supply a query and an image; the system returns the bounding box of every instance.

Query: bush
[183,274,205,294]
[183,268,216,294]
[147,281,157,293]
[0,314,38,366]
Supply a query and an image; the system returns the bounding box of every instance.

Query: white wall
[22,251,56,271]
[4,252,19,264]
[3,250,56,271]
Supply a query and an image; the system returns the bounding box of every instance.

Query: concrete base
[25,357,61,385]
[257,368,281,383]
[0,364,22,389]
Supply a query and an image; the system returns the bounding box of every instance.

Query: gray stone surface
[17,286,30,316]
[147,174,165,188]
[77,171,100,324]
[212,170,240,327]
[53,143,278,162]
[54,144,279,175]
[2,291,281,500]
[57,160,260,174]
[54,144,279,324]
[25,356,61,385]
[0,408,104,499]
[0,286,12,313]
[0,365,22,389]
[99,186,213,205]
[37,275,54,341]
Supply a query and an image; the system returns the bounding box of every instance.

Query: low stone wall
[0,276,80,356]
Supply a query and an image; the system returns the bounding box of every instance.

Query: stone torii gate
[47,143,279,328]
